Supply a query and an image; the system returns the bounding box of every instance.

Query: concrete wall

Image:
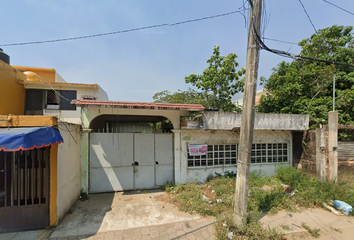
[0,61,26,115]
[55,72,66,83]
[82,107,183,130]
[203,111,309,131]
[43,88,105,124]
[56,122,81,222]
[97,85,109,101]
[177,129,292,184]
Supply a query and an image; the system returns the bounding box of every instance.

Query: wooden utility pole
[233,0,262,226]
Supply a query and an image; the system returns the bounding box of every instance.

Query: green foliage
[160,181,175,191]
[153,46,245,111]
[167,167,354,239]
[152,88,210,106]
[258,25,354,128]
[184,45,245,111]
[275,165,354,211]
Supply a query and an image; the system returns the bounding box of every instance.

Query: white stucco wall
[56,122,81,222]
[55,72,66,83]
[44,88,104,124]
[177,129,292,184]
[97,85,109,100]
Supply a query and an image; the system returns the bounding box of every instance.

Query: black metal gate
[0,147,50,232]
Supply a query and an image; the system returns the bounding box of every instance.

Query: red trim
[72,100,205,110]
[0,140,64,152]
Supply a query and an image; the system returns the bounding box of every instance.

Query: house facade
[13,66,109,124]
[73,100,309,194]
[179,111,309,183]
[72,100,204,194]
[0,55,96,231]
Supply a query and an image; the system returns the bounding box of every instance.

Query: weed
[301,222,320,238]
[206,173,214,182]
[160,181,175,192]
[167,166,354,239]
[281,224,291,231]
[330,226,342,233]
[46,225,57,231]
[80,190,89,201]
[215,213,284,240]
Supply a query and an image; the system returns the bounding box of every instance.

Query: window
[60,90,76,110]
[46,90,60,109]
[251,143,288,164]
[26,90,44,111]
[188,144,237,168]
[45,90,76,111]
[187,142,289,168]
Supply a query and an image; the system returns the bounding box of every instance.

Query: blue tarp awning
[0,127,64,152]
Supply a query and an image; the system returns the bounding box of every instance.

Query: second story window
[25,89,77,113]
[46,90,60,109]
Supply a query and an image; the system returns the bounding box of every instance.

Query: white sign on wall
[188,145,207,156]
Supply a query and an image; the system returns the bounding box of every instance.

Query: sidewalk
[0,229,52,240]
[50,218,216,240]
[260,208,354,240]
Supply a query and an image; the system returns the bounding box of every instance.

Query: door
[134,134,155,189]
[155,134,174,185]
[90,133,134,192]
[89,133,174,193]
[0,148,50,232]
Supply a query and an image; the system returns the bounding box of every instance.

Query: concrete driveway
[50,189,215,239]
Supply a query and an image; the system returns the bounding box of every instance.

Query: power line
[0,10,245,47]
[247,0,354,69]
[298,0,317,33]
[263,37,298,45]
[321,0,354,16]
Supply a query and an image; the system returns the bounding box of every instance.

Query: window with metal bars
[251,143,288,164]
[0,148,49,208]
[187,143,289,168]
[188,144,237,168]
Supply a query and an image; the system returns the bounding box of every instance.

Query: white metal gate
[89,133,173,193]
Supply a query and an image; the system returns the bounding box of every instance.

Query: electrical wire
[263,37,298,45]
[298,0,317,33]
[247,0,354,69]
[0,10,246,47]
[321,0,354,16]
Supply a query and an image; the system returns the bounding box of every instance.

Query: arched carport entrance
[89,114,174,192]
[72,100,204,194]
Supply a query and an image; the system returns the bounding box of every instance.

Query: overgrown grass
[162,166,354,239]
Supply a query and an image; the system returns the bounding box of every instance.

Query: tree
[152,88,210,106]
[258,25,354,128]
[184,45,245,111]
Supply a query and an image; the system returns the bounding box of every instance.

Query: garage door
[89,133,173,193]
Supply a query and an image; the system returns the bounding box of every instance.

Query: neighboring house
[13,66,109,125]
[0,52,84,232]
[180,111,309,183]
[72,100,309,194]
[71,100,204,194]
[233,89,269,112]
[0,115,64,232]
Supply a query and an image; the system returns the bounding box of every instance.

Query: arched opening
[89,114,174,133]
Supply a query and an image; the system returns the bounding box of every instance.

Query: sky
[1,0,354,102]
